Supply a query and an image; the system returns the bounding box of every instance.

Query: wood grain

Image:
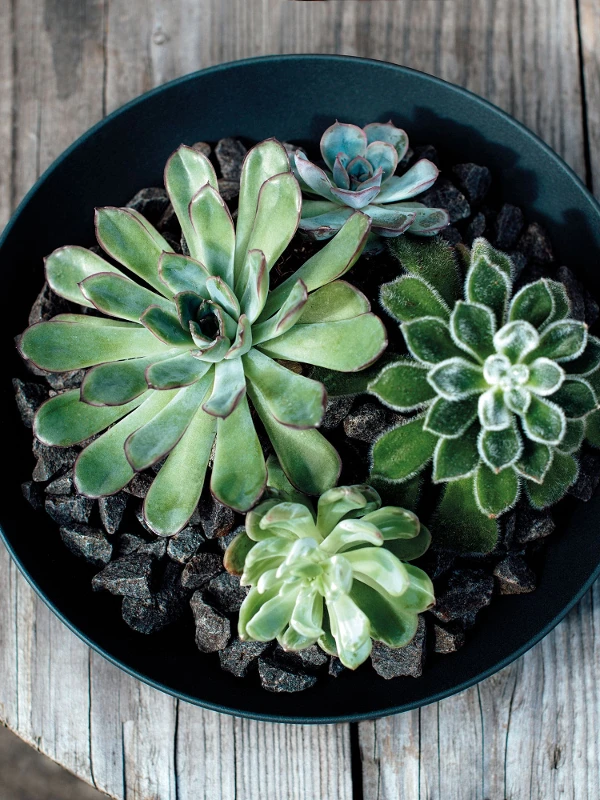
[0,1,599,798]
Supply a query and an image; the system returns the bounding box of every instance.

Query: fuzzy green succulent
[225,459,434,669]
[369,237,600,551]
[291,121,449,245]
[19,139,387,536]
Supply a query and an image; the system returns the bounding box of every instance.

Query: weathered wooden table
[1,1,599,797]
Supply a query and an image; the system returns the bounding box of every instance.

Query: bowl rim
[2,53,600,725]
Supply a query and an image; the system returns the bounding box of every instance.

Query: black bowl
[2,55,600,724]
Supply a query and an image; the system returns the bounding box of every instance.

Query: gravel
[371,617,427,679]
[45,473,73,495]
[190,592,231,652]
[258,658,318,693]
[432,622,466,654]
[197,495,236,539]
[517,222,554,263]
[451,163,491,205]
[60,524,112,567]
[215,137,247,180]
[12,379,47,427]
[180,553,224,591]
[321,396,354,429]
[92,553,155,602]
[32,441,78,482]
[166,526,205,563]
[430,569,494,624]
[219,639,270,678]
[125,187,170,225]
[421,179,471,223]
[328,658,345,678]
[493,556,537,595]
[98,492,128,535]
[21,481,44,511]
[343,402,402,443]
[45,495,94,526]
[206,572,248,614]
[121,562,190,634]
[568,453,600,502]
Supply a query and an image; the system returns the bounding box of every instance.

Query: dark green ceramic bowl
[1,55,599,723]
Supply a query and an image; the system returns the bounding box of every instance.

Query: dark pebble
[192,141,211,158]
[493,555,537,595]
[180,553,224,591]
[166,526,205,563]
[206,571,248,614]
[92,552,154,601]
[116,533,147,557]
[273,643,328,671]
[343,402,402,444]
[439,227,463,245]
[568,453,600,502]
[557,266,586,321]
[125,187,170,225]
[371,616,427,679]
[218,639,270,678]
[432,621,466,654]
[321,396,354,429]
[513,506,555,545]
[517,222,554,264]
[161,231,182,254]
[45,473,73,495]
[121,562,189,634]
[134,503,155,534]
[258,658,317,693]
[507,250,528,281]
[218,179,240,202]
[28,282,72,326]
[420,179,470,223]
[197,495,235,539]
[215,138,247,181]
[125,472,154,498]
[190,592,231,652]
[451,163,491,205]
[138,537,168,559]
[98,492,128,535]
[465,212,486,246]
[584,290,600,327]
[412,144,439,167]
[32,440,78,482]
[45,495,94,526]
[21,481,44,511]
[60,523,112,567]
[180,234,190,257]
[45,369,86,391]
[419,548,456,580]
[216,527,242,554]
[494,204,524,251]
[12,379,47,427]
[430,569,494,623]
[328,657,345,678]
[156,204,180,236]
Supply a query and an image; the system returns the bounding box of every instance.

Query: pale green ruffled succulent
[292,121,449,244]
[225,463,434,669]
[19,139,387,536]
[369,237,600,551]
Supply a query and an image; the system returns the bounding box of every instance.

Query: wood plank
[0,0,13,230]
[580,0,600,193]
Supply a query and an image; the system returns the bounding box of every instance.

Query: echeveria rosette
[368,237,600,552]
[224,464,434,670]
[292,121,450,245]
[19,139,387,537]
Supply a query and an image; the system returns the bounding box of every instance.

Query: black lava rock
[12,379,47,427]
[451,163,491,205]
[412,144,439,166]
[156,203,179,236]
[166,526,204,563]
[439,227,463,245]
[321,396,353,429]
[21,481,44,511]
[343,402,402,444]
[215,138,247,181]
[45,495,94,526]
[121,562,189,634]
[517,222,554,264]
[257,658,317,693]
[192,141,211,158]
[585,291,600,327]
[45,473,73,495]
[126,187,170,225]
[32,440,78,482]
[568,453,600,502]
[92,553,154,601]
[218,179,240,202]
[60,523,112,567]
[328,657,345,678]
[117,533,147,557]
[507,250,528,281]
[206,572,248,614]
[134,503,155,534]
[180,553,224,591]
[190,592,231,652]
[125,472,153,499]
[557,266,586,321]
[219,639,270,678]
[513,506,555,544]
[45,369,86,392]
[494,204,524,251]
[216,527,241,553]
[493,556,537,595]
[418,548,456,581]
[431,569,494,623]
[420,179,470,223]
[28,282,72,326]
[197,495,235,539]
[432,621,466,654]
[273,643,328,671]
[371,616,427,679]
[98,492,128,535]
[465,212,486,246]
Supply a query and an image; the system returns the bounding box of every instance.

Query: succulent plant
[291,121,449,244]
[225,460,434,669]
[368,237,600,551]
[19,139,388,536]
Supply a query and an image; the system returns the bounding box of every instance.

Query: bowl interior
[2,55,600,723]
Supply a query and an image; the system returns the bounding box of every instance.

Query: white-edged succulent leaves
[292,121,449,244]
[225,460,434,669]
[20,140,387,536]
[369,237,599,549]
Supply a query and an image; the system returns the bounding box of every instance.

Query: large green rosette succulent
[20,139,387,536]
[369,237,600,551]
[225,460,434,669]
[291,121,449,244]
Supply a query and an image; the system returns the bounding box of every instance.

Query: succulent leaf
[402,317,465,365]
[433,478,499,552]
[369,359,436,411]
[365,141,399,182]
[188,184,235,284]
[465,256,510,324]
[299,280,370,324]
[433,424,480,481]
[552,378,597,418]
[508,279,554,328]
[514,439,553,483]
[164,145,218,251]
[428,357,487,399]
[525,450,578,509]
[320,122,368,170]
[158,252,210,296]
[557,418,585,454]
[45,246,124,306]
[423,396,478,438]
[297,206,355,239]
[564,335,600,376]
[245,172,302,271]
[81,354,175,406]
[450,301,496,362]
[202,357,246,418]
[478,421,523,472]
[526,319,587,363]
[523,395,566,445]
[380,275,450,323]
[363,122,409,159]
[371,416,437,482]
[474,462,519,517]
[80,272,172,322]
[387,236,461,307]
